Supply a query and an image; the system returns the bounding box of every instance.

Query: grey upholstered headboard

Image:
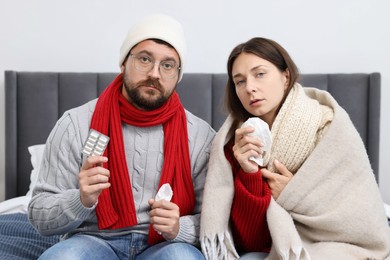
[4,71,381,199]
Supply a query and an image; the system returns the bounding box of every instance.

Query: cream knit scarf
[265,83,329,173]
[200,83,331,259]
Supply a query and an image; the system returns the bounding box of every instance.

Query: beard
[123,74,173,111]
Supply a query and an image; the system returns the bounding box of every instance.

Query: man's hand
[148,198,180,240]
[262,159,293,199]
[79,156,110,208]
[233,126,263,173]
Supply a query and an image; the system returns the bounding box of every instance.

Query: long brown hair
[225,37,299,123]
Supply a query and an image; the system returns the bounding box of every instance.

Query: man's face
[120,39,180,111]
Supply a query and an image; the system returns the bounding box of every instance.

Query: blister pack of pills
[82,129,110,157]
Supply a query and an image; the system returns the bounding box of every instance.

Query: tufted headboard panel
[4,71,380,199]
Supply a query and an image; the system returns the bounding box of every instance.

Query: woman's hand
[262,159,293,199]
[233,126,263,173]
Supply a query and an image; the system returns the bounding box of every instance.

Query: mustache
[137,78,162,90]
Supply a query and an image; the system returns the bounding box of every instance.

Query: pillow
[0,144,45,215]
[26,144,46,196]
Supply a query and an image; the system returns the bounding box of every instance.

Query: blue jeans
[39,233,204,260]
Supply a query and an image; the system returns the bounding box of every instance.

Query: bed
[2,70,387,259]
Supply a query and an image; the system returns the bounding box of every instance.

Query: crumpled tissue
[241,117,272,166]
[155,183,173,202]
[154,183,173,235]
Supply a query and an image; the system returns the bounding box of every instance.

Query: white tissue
[384,203,390,219]
[155,183,173,202]
[241,117,272,166]
[154,183,173,235]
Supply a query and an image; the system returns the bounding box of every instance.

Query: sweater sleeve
[28,110,94,236]
[230,169,272,253]
[224,140,272,253]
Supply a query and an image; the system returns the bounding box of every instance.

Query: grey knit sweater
[28,99,215,245]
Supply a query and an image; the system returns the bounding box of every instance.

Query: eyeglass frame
[127,52,181,79]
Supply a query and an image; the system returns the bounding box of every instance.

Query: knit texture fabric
[91,73,194,245]
[28,96,214,242]
[266,87,390,259]
[200,83,334,260]
[224,140,272,253]
[119,14,187,82]
[265,84,327,173]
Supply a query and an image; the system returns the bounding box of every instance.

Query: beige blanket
[200,87,390,260]
[267,88,390,259]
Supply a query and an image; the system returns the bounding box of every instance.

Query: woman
[200,37,390,260]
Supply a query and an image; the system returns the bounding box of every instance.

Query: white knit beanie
[119,14,186,82]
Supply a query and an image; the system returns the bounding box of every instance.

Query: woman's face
[232,52,289,126]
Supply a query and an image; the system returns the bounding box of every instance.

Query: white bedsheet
[0,195,31,215]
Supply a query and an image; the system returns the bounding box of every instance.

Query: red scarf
[91,73,195,244]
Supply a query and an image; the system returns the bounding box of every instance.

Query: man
[28,14,215,260]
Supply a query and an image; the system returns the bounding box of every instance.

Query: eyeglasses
[129,53,180,79]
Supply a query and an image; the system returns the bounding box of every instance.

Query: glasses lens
[133,54,152,71]
[131,54,179,79]
[160,61,177,78]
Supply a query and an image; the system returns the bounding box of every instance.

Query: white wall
[1,0,389,203]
